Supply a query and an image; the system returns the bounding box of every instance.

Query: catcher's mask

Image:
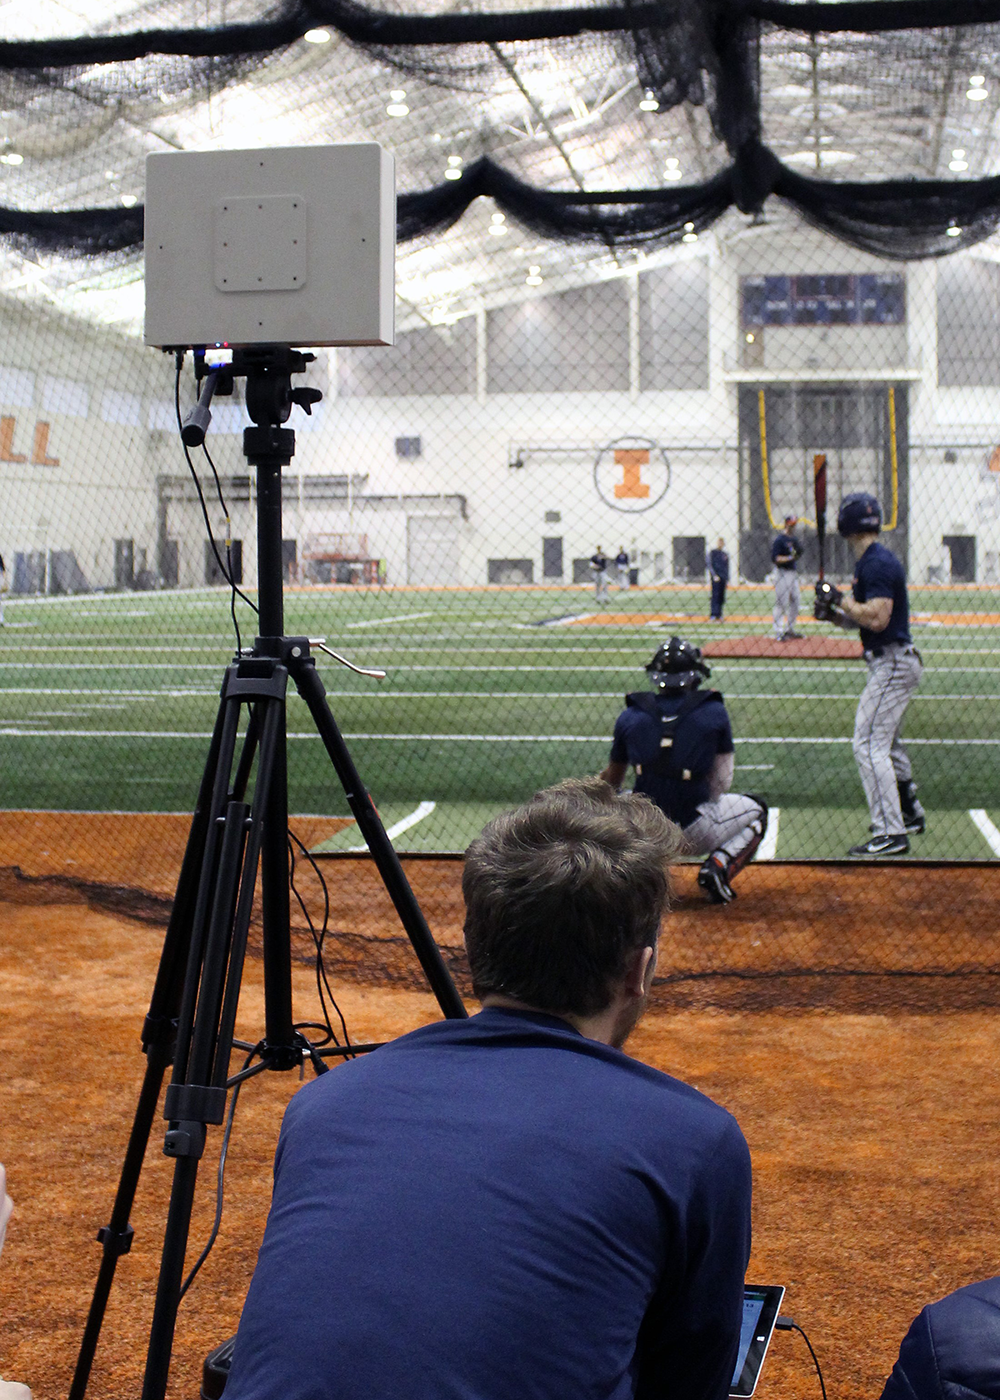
[646,636,711,692]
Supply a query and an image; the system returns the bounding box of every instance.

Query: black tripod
[69,345,467,1400]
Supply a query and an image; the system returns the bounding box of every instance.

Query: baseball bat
[813,453,828,581]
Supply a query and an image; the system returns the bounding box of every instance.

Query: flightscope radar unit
[144,143,395,349]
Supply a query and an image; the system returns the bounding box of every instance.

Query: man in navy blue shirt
[600,637,768,902]
[814,492,925,856]
[708,538,729,620]
[224,778,752,1400]
[771,515,803,640]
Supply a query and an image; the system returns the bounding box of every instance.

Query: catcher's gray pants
[773,571,800,636]
[593,568,609,602]
[853,644,922,837]
[681,793,766,861]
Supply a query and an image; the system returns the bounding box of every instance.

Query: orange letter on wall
[0,416,26,462]
[614,448,650,499]
[32,422,59,466]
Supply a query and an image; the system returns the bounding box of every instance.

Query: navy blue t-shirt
[610,691,734,828]
[225,1007,751,1400]
[709,549,729,583]
[770,533,800,570]
[852,540,910,651]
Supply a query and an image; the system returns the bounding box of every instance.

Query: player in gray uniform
[590,547,610,604]
[771,515,803,640]
[600,637,768,902]
[814,492,925,857]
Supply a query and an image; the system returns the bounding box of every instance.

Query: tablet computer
[730,1284,785,1397]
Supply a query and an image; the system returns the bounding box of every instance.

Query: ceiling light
[953,148,966,157]
[105,170,117,180]
[639,89,660,112]
[386,102,409,116]
[682,231,698,242]
[444,168,462,180]
[491,212,505,223]
[664,167,683,181]
[390,90,405,101]
[946,224,962,236]
[448,155,462,166]
[970,75,986,85]
[528,265,540,274]
[745,332,755,343]
[967,86,988,100]
[304,27,331,42]
[949,158,969,171]
[526,274,543,286]
[489,223,507,235]
[0,152,23,166]
[121,194,137,207]
[665,157,679,167]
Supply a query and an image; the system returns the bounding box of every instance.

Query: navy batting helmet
[837,493,882,537]
[646,636,711,691]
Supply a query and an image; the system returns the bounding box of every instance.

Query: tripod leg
[291,658,467,1020]
[259,706,294,1054]
[70,691,233,1400]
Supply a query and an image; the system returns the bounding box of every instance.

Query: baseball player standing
[590,546,610,604]
[771,515,803,639]
[708,538,729,620]
[614,546,630,591]
[814,492,925,856]
[600,637,768,902]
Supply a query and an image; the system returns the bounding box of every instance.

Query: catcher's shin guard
[698,797,768,904]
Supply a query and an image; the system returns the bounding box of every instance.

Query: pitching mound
[704,635,862,659]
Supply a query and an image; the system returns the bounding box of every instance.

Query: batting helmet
[837,493,882,536]
[645,636,711,691]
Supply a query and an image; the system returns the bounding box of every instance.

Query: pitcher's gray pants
[681,792,766,860]
[773,571,800,637]
[593,568,609,602]
[853,645,922,837]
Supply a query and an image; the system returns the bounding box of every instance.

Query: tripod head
[182,344,323,445]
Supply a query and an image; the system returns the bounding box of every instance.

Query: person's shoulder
[881,1276,1000,1400]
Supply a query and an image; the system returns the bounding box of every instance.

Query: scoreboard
[741,273,906,327]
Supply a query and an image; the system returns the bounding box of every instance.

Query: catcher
[600,637,768,903]
[813,492,925,857]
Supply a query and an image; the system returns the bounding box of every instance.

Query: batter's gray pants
[681,792,766,861]
[773,571,800,636]
[593,568,609,602]
[853,645,922,837]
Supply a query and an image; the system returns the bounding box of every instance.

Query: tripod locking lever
[309,639,387,681]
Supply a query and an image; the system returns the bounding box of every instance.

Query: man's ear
[625,942,657,998]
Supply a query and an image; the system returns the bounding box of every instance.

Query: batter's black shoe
[848,834,909,857]
[698,855,736,903]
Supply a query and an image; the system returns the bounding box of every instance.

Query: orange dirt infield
[704,636,863,659]
[2,813,1000,1400]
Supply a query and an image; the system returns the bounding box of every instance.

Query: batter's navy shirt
[709,549,730,583]
[224,1007,751,1400]
[852,540,911,651]
[610,692,734,829]
[770,533,799,570]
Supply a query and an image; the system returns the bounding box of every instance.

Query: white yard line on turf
[346,800,437,851]
[345,612,436,629]
[756,809,780,861]
[968,809,1000,856]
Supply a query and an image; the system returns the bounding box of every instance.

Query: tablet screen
[730,1284,784,1397]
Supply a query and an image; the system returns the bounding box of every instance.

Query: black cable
[201,436,245,655]
[178,1042,261,1302]
[776,1317,827,1400]
[288,827,354,1056]
[173,352,259,640]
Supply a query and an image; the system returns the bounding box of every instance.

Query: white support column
[906,261,937,440]
[476,307,488,404]
[628,272,641,401]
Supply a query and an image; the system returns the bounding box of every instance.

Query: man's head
[463,778,681,1043]
[716,537,725,550]
[837,492,881,543]
[645,635,711,693]
[783,514,798,530]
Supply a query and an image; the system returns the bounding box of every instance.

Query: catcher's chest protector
[624,690,723,782]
